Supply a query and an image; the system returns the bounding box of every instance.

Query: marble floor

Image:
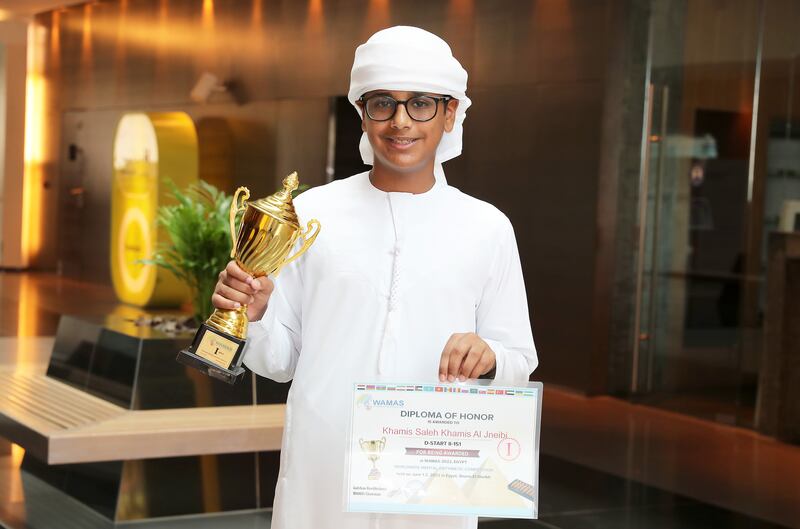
[0,272,798,528]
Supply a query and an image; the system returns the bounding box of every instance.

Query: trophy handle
[229,187,250,258]
[276,219,321,274]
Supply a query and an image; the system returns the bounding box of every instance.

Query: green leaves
[142,180,234,324]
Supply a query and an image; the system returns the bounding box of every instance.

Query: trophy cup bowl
[359,437,386,480]
[176,172,320,384]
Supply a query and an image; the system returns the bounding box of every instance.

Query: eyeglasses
[359,94,453,122]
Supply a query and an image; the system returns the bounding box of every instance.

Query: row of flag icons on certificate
[355,384,536,397]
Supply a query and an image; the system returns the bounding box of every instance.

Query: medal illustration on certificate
[345,381,543,519]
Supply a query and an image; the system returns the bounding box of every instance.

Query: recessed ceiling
[0,0,86,19]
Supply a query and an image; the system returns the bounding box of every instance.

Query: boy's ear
[444,99,459,133]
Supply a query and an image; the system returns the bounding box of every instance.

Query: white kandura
[244,168,538,529]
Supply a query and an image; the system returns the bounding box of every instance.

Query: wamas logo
[357,394,405,411]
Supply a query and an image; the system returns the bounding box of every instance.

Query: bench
[0,314,289,522]
[0,369,285,464]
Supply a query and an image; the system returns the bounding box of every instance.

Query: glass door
[633,0,764,427]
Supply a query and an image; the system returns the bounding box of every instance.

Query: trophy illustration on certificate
[176,172,320,384]
[359,437,387,480]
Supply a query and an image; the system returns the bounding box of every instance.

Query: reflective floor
[0,450,790,529]
[1,272,798,528]
[541,389,800,528]
[0,272,143,339]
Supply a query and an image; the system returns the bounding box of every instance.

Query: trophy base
[176,323,247,385]
[176,349,246,384]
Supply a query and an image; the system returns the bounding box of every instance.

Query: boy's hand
[438,333,496,382]
[211,260,274,322]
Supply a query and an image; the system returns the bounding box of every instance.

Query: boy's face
[358,90,459,175]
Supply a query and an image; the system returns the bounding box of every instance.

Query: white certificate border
[343,379,544,519]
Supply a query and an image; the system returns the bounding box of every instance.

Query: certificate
[344,380,542,518]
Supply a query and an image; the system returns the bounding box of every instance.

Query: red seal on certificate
[497,437,521,461]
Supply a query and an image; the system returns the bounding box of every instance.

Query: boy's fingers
[225,260,252,282]
[439,333,461,381]
[211,292,240,310]
[447,336,471,382]
[223,276,254,295]
[459,343,484,381]
[215,283,253,305]
[468,353,495,380]
[254,275,275,295]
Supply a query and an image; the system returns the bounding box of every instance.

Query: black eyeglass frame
[358,94,454,122]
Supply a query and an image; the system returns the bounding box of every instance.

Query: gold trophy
[359,437,386,480]
[176,172,320,384]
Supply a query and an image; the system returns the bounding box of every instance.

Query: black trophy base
[177,323,247,385]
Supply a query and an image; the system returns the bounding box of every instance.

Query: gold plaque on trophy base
[176,172,320,384]
[177,323,247,384]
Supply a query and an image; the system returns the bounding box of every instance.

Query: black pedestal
[24,313,290,522]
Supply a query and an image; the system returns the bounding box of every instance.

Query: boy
[213,26,537,529]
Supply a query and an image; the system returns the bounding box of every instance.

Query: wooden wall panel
[33,0,621,393]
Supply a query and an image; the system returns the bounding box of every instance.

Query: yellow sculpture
[110,112,197,306]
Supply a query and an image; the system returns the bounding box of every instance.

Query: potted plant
[145,180,234,325]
